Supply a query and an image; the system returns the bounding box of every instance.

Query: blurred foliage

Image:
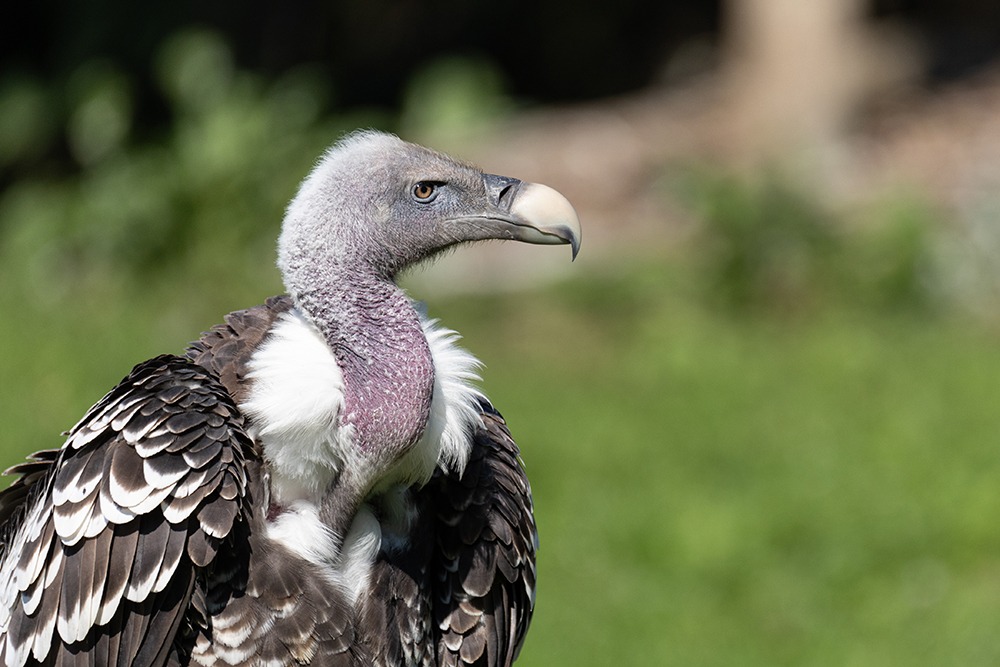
[0,29,379,312]
[934,182,1000,325]
[400,56,512,149]
[0,73,60,167]
[673,167,939,316]
[849,194,941,312]
[676,168,842,312]
[0,26,963,324]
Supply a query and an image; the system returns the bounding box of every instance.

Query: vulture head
[278,130,580,285]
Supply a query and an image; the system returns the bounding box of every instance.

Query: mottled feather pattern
[428,403,537,667]
[0,356,254,666]
[363,402,537,667]
[188,524,364,667]
[0,451,60,548]
[0,298,538,666]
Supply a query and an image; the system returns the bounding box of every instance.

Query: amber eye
[413,182,438,201]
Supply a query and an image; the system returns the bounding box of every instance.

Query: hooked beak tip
[508,182,582,259]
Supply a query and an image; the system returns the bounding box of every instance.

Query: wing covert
[0,354,255,667]
[430,402,538,667]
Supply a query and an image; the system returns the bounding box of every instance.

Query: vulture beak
[483,174,582,260]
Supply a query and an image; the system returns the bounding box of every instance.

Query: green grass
[436,266,1000,666]
[3,260,1000,665]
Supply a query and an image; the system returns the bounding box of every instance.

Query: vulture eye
[413,181,439,202]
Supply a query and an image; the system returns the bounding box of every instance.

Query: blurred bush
[399,56,512,149]
[0,73,59,168]
[674,167,939,317]
[0,25,989,329]
[935,182,1000,326]
[0,29,382,310]
[677,168,841,312]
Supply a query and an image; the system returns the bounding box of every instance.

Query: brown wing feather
[369,401,538,667]
[0,355,254,667]
[431,403,538,666]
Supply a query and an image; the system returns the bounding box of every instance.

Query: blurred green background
[4,2,1000,665]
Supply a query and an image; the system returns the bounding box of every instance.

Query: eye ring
[413,181,439,202]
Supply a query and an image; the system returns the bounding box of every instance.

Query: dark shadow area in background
[5,1,1000,174]
[1,1,718,117]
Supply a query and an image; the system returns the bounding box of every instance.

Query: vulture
[0,131,581,666]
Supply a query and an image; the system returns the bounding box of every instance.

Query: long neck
[297,267,435,459]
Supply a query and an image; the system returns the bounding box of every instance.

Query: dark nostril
[497,183,515,204]
[484,173,522,210]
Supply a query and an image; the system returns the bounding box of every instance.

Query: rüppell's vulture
[0,131,581,666]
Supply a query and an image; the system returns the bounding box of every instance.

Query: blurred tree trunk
[721,0,920,172]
